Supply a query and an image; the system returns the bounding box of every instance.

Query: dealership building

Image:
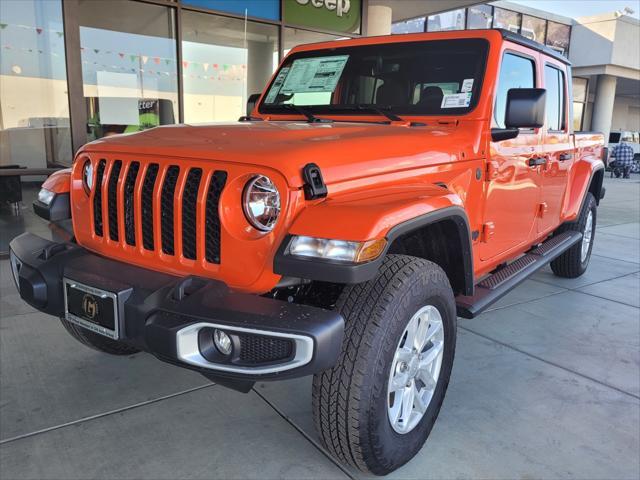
[0,0,639,174]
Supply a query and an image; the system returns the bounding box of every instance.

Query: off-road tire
[59,318,140,355]
[312,255,456,475]
[551,192,597,278]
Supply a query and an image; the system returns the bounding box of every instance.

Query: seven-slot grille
[91,159,227,264]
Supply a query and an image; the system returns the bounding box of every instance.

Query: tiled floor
[1,177,638,479]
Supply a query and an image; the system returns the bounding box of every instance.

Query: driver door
[479,50,543,261]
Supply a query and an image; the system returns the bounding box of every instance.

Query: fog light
[214,329,232,356]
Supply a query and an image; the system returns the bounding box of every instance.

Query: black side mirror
[246,93,261,117]
[492,88,546,142]
[505,88,546,129]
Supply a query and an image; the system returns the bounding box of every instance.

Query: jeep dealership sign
[284,0,361,33]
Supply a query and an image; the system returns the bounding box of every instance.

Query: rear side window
[494,53,535,128]
[544,65,566,131]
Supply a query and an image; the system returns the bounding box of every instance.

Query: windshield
[259,39,488,117]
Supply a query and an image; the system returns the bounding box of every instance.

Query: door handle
[528,157,547,167]
[559,153,573,161]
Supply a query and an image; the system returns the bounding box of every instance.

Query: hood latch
[302,163,328,200]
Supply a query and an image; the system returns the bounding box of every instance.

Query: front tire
[551,192,597,278]
[312,255,456,475]
[60,318,140,355]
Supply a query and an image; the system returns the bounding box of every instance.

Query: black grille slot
[141,163,159,251]
[107,160,123,241]
[161,165,180,255]
[123,162,140,246]
[92,160,106,236]
[182,168,202,260]
[238,334,294,365]
[205,171,227,264]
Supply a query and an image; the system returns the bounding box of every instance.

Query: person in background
[609,136,635,179]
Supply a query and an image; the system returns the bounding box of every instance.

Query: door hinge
[481,222,495,242]
[486,161,499,180]
[538,202,548,217]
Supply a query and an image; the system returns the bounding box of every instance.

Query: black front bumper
[9,233,344,390]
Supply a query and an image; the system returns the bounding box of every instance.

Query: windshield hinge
[302,163,328,200]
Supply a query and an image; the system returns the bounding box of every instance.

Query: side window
[494,53,535,128]
[544,65,566,131]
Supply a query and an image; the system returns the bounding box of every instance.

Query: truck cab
[10,29,604,475]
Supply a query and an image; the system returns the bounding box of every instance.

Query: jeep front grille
[91,159,227,265]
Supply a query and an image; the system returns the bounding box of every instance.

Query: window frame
[493,49,538,131]
[543,62,567,133]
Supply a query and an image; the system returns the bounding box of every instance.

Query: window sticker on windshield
[461,78,474,93]
[264,67,290,104]
[441,92,472,108]
[280,55,349,95]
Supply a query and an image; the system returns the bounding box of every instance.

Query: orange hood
[80,120,485,188]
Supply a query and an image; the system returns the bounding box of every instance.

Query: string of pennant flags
[1,22,247,80]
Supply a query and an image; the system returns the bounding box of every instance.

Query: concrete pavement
[1,176,638,479]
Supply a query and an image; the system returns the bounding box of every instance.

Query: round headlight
[243,175,280,232]
[82,160,94,194]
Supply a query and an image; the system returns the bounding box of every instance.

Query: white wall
[612,96,640,132]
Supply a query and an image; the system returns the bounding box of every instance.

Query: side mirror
[246,93,261,117]
[505,88,546,129]
[492,88,546,142]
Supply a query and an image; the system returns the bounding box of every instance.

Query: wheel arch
[385,207,474,296]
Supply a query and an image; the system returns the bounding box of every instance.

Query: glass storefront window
[546,21,571,55]
[467,4,493,30]
[78,0,178,141]
[0,0,72,168]
[572,77,588,131]
[573,102,584,131]
[391,17,425,35]
[521,15,546,43]
[284,28,344,55]
[493,8,521,33]
[182,0,280,21]
[573,77,588,102]
[182,12,278,123]
[427,9,465,32]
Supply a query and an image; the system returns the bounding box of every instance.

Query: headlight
[37,188,55,206]
[288,236,387,263]
[82,160,94,194]
[243,175,280,232]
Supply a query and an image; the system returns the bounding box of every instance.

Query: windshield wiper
[279,104,330,123]
[324,104,404,122]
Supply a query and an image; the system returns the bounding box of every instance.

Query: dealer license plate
[63,279,120,339]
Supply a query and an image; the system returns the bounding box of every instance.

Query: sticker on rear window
[461,78,474,93]
[441,92,472,108]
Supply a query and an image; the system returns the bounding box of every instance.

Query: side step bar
[456,231,582,319]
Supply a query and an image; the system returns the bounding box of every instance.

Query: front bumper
[9,233,344,390]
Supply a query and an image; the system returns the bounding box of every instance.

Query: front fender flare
[274,185,473,293]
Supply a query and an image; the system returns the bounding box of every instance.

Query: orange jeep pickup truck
[10,29,605,474]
